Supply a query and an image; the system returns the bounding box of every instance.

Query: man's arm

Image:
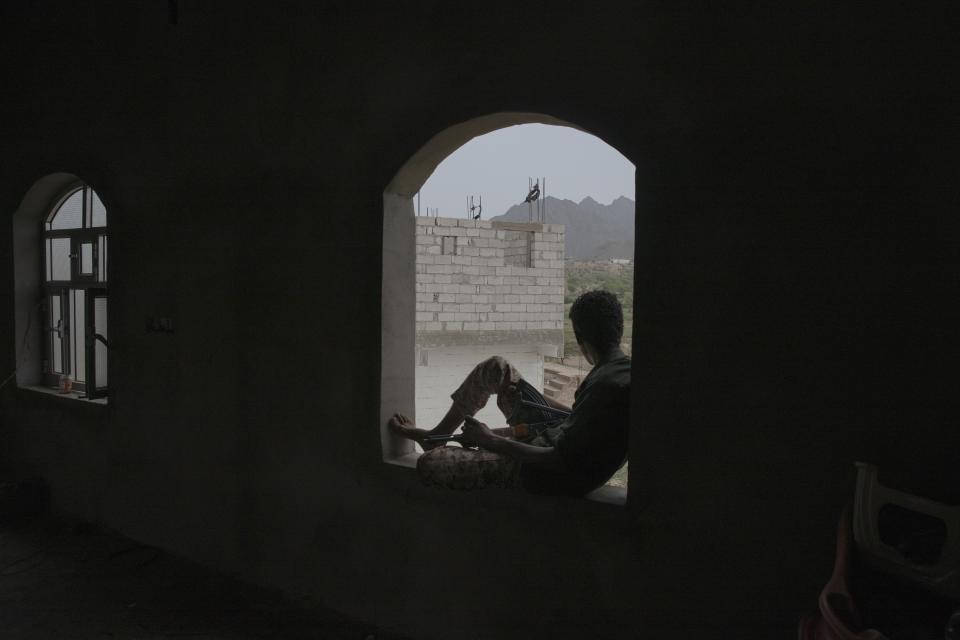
[463,418,565,471]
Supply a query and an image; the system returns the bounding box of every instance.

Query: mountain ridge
[491,195,634,260]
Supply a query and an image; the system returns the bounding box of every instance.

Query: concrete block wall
[414,217,565,335]
[502,229,530,267]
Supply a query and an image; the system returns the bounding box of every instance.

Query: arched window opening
[381,114,634,501]
[41,184,109,398]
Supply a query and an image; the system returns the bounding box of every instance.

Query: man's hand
[462,416,496,449]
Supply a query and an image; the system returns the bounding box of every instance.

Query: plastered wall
[1,3,958,639]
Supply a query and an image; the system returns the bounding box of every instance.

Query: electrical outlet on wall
[146,316,175,333]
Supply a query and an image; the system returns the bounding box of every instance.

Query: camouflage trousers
[417,356,525,490]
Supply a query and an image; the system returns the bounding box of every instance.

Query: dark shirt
[520,354,631,496]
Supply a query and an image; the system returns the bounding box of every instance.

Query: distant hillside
[491,195,634,260]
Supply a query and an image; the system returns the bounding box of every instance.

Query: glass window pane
[48,189,83,230]
[50,294,63,374]
[72,289,85,383]
[94,297,108,389]
[49,238,71,280]
[90,190,107,227]
[80,242,93,275]
[98,235,107,282]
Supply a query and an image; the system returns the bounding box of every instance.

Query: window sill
[384,452,627,507]
[18,384,108,407]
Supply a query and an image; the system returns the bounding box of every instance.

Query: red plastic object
[798,507,888,640]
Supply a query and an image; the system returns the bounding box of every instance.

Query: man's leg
[388,356,524,447]
[416,446,521,490]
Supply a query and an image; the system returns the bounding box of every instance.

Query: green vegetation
[562,262,633,358]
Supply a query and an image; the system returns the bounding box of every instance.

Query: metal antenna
[469,195,482,220]
[542,177,547,223]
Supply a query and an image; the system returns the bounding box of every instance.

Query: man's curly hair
[569,290,624,351]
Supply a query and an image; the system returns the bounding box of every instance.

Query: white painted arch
[380,112,634,470]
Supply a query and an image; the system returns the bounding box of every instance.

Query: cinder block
[442,285,460,294]
[438,313,455,321]
[416,312,435,322]
[444,322,462,331]
[460,304,477,313]
[426,265,454,274]
[463,322,480,331]
[476,304,492,312]
[452,256,472,265]
[479,322,496,330]
[463,266,480,275]
[421,322,443,331]
[455,313,477,322]
[434,275,452,284]
[462,247,479,256]
[438,294,454,303]
[415,217,437,226]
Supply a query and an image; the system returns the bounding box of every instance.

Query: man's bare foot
[387,413,444,450]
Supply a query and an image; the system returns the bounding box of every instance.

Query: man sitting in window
[388,290,631,496]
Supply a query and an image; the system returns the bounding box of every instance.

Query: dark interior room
[1,3,958,638]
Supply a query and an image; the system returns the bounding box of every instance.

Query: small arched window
[42,185,108,398]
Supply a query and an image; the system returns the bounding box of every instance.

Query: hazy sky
[417,124,635,219]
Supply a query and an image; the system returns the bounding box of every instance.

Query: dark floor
[0,513,407,639]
